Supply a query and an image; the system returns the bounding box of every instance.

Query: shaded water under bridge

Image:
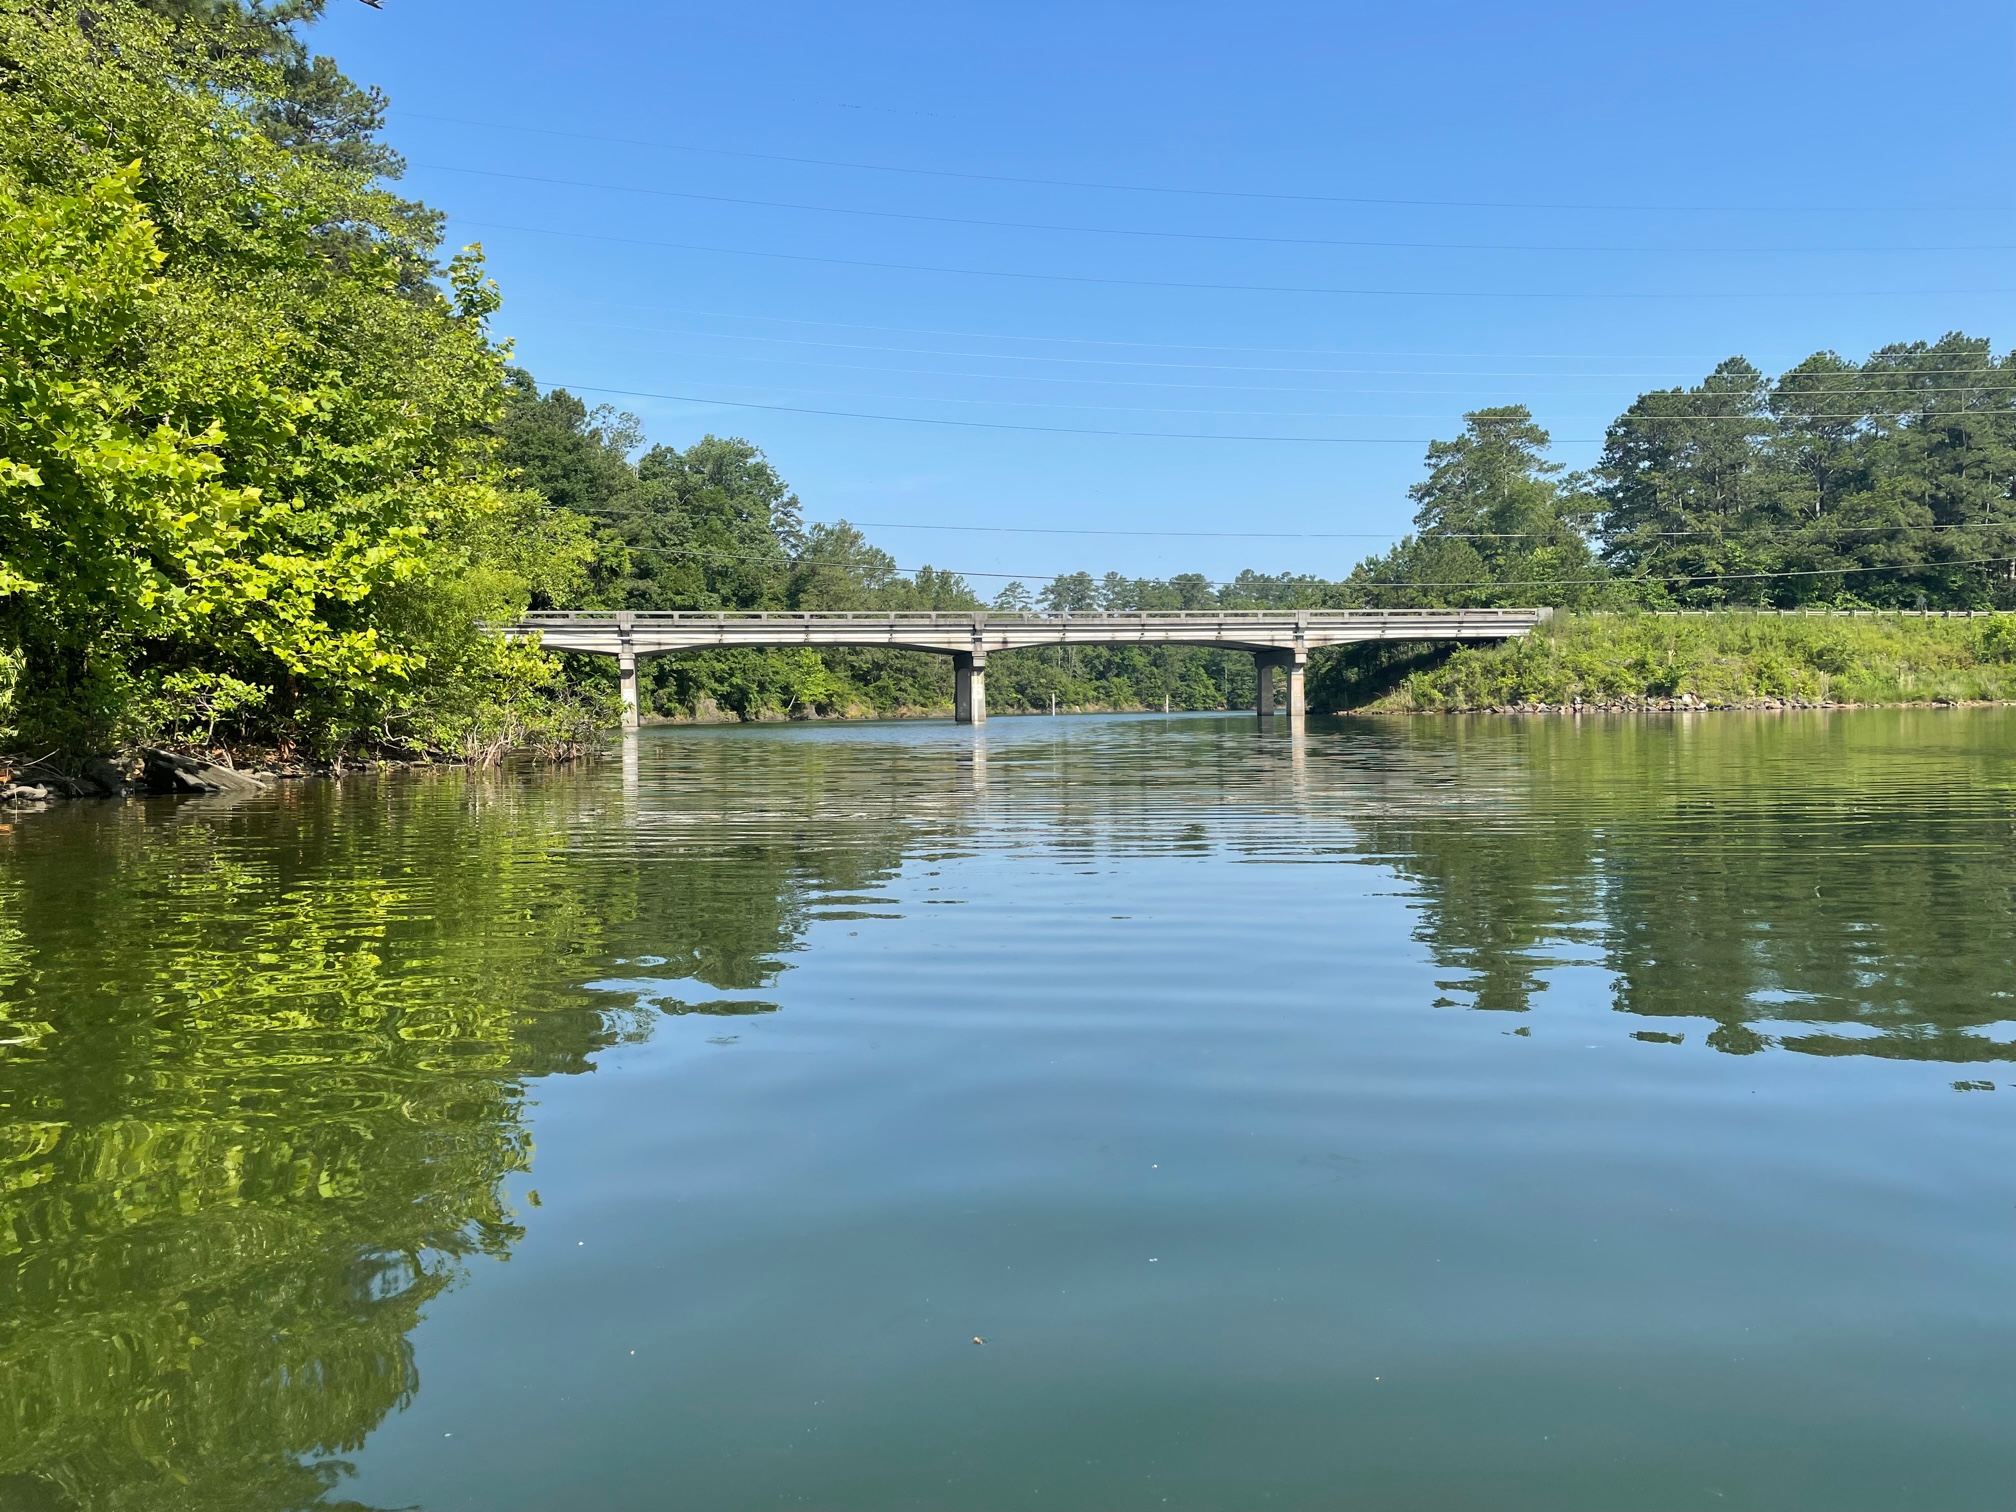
[496,608,1554,728]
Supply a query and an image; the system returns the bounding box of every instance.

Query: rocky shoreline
[0,747,402,810]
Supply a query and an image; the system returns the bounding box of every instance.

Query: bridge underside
[492,609,1552,730]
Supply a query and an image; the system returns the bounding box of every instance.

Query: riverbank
[1344,610,2016,713]
[0,748,404,808]
[0,741,605,810]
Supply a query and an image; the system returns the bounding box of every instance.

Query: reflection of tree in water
[1361,711,2016,1059]
[10,714,2016,1504]
[0,767,909,1511]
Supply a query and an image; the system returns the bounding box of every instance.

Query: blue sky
[317,0,2016,588]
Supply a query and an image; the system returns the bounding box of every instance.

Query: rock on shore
[141,748,266,795]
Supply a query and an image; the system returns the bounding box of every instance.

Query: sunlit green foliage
[0,1,603,758]
[1356,610,2016,710]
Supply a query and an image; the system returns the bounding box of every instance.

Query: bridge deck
[490,609,1552,730]
[497,608,1551,657]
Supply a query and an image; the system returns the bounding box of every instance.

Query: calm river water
[5,710,2016,1510]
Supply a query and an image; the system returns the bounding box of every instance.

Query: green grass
[1349,611,2016,710]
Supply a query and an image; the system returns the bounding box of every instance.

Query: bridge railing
[500,608,1553,625]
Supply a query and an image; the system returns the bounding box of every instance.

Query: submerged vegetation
[3,2,2015,756]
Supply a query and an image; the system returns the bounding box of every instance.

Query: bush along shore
[1333,611,2016,714]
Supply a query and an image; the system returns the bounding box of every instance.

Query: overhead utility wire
[551,381,1591,442]
[566,331,2016,399]
[840,520,2016,541]
[571,498,2016,545]
[562,319,2016,381]
[556,299,1813,362]
[556,377,1495,421]
[535,538,2016,593]
[1357,556,2016,589]
[462,219,2016,301]
[553,380,2016,441]
[420,163,2014,256]
[404,112,1979,215]
[560,370,2016,422]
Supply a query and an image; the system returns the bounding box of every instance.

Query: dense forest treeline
[4,1,2016,756]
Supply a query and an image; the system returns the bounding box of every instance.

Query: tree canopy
[0,0,593,757]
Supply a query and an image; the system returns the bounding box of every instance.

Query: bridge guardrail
[497,608,1555,625]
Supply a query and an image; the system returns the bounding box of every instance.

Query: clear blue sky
[317,0,2016,588]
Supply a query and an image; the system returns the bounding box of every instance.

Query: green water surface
[4,710,2015,1510]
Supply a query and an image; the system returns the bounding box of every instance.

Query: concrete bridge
[494,608,1553,728]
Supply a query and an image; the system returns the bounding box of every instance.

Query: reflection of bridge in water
[498,608,1554,728]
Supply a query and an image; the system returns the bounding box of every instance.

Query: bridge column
[617,651,639,730]
[1285,649,1307,729]
[1254,651,1279,719]
[954,651,988,725]
[616,611,640,731]
[1289,613,1309,731]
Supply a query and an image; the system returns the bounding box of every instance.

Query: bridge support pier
[954,651,987,725]
[617,648,640,731]
[614,612,640,731]
[1254,650,1308,730]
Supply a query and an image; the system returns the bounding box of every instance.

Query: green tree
[1337,407,1610,613]
[0,1,598,758]
[1595,339,2016,609]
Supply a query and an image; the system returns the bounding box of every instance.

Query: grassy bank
[1341,612,2016,711]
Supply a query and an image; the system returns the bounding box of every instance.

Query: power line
[551,380,1556,442]
[402,111,1987,216]
[529,534,2016,596]
[548,298,1816,363]
[552,317,2015,382]
[551,374,1656,423]
[547,378,2016,443]
[838,519,2016,542]
[551,330,2016,402]
[530,490,2016,546]
[557,376,1497,422]
[552,372,2016,427]
[1353,556,2016,590]
[462,218,2016,302]
[547,526,1061,580]
[420,162,2016,257]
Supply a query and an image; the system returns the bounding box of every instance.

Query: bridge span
[494,608,1553,729]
